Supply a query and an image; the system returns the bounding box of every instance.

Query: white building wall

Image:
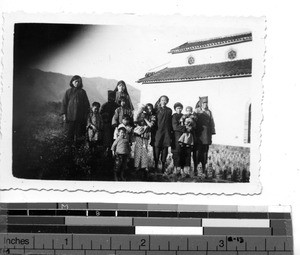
[169,41,253,67]
[140,77,252,147]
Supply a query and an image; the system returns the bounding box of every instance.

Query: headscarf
[69,75,83,88]
[154,95,169,110]
[107,90,115,101]
[195,96,209,110]
[113,80,134,110]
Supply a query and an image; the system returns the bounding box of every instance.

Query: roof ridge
[170,32,252,54]
[186,32,252,44]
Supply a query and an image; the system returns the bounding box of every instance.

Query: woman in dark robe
[193,96,216,174]
[113,80,134,111]
[154,95,173,173]
[61,75,90,144]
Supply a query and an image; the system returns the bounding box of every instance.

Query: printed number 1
[219,240,224,247]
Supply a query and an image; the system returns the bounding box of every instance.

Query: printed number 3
[219,240,224,247]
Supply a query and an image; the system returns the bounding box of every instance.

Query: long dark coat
[194,108,216,145]
[100,101,119,122]
[61,87,90,122]
[154,106,172,148]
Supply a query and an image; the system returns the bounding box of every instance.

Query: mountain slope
[13,68,141,108]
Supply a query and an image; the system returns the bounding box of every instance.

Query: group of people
[61,75,216,181]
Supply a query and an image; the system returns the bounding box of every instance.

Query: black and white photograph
[0,14,264,193]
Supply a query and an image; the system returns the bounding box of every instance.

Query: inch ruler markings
[0,203,294,255]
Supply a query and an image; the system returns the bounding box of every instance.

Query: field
[13,102,250,182]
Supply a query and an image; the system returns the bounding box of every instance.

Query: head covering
[186,106,193,112]
[201,96,208,103]
[155,95,169,109]
[113,80,134,110]
[114,80,129,95]
[108,90,115,101]
[70,75,83,88]
[195,96,209,109]
[173,102,183,110]
[146,103,154,110]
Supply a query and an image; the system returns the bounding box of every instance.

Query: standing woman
[61,75,90,144]
[193,96,216,174]
[114,80,134,112]
[145,103,157,165]
[154,95,172,173]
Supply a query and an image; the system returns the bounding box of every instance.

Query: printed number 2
[140,239,146,247]
[219,240,224,247]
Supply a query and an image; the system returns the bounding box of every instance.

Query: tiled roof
[170,33,252,54]
[137,59,252,84]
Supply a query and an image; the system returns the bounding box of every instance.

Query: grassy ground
[13,102,250,182]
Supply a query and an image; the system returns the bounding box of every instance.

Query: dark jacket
[61,87,90,122]
[194,108,216,145]
[100,101,119,122]
[155,106,172,147]
[171,113,185,151]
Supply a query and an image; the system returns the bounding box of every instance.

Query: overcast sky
[31,23,250,89]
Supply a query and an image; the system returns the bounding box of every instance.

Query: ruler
[0,203,294,255]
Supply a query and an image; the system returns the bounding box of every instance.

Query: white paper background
[0,0,299,252]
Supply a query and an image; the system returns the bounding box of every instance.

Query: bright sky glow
[35,23,249,89]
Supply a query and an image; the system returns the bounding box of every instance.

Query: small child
[178,106,196,177]
[180,106,196,125]
[86,102,103,149]
[113,114,133,143]
[112,96,133,130]
[133,106,152,176]
[111,127,131,181]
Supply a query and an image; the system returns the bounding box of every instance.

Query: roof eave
[138,73,252,84]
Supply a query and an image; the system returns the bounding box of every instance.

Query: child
[86,102,103,149]
[113,114,133,143]
[178,106,196,177]
[180,106,196,126]
[112,96,133,130]
[111,127,131,181]
[171,102,185,176]
[133,106,153,177]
